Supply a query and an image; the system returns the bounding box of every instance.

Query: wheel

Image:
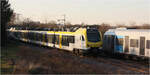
[136,56,141,61]
[73,49,77,55]
[73,49,79,56]
[132,56,137,61]
[124,54,129,60]
[76,49,80,56]
[73,49,75,54]
[79,49,84,56]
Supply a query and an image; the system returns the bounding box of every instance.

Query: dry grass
[2,40,149,74]
[12,47,107,74]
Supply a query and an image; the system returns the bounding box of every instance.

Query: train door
[75,35,80,49]
[108,35,115,52]
[53,34,56,47]
[146,40,150,57]
[81,35,85,49]
[103,35,115,52]
[102,35,107,50]
[110,35,115,52]
[75,35,85,49]
[114,36,124,53]
[124,36,129,53]
[44,33,48,46]
[140,37,145,55]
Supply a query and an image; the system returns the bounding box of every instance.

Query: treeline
[8,19,150,36]
[6,9,150,39]
[8,12,150,31]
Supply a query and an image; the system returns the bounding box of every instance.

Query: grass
[1,41,20,74]
[1,40,148,74]
[0,40,108,74]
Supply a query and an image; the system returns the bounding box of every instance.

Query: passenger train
[7,27,103,55]
[103,28,150,58]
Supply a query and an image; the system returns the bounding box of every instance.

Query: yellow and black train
[7,27,103,54]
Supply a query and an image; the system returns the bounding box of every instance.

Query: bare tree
[99,23,111,36]
[65,22,72,26]
[47,20,57,25]
[7,13,16,26]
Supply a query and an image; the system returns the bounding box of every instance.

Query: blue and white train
[103,28,150,58]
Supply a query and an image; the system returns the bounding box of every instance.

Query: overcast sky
[10,0,150,25]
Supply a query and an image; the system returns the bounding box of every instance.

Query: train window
[47,35,51,43]
[39,34,42,41]
[68,36,75,43]
[40,34,42,41]
[47,34,53,43]
[103,35,107,48]
[21,32,24,38]
[35,33,38,41]
[44,34,48,43]
[33,33,35,40]
[30,32,34,40]
[36,33,41,41]
[27,32,29,40]
[14,32,17,36]
[29,33,31,40]
[87,29,100,42]
[146,40,150,49]
[18,32,21,38]
[25,32,28,39]
[116,38,123,46]
[62,35,69,46]
[55,35,59,44]
[23,32,26,39]
[28,33,30,40]
[29,33,32,40]
[33,33,36,41]
[21,32,23,38]
[20,32,23,38]
[30,33,33,40]
[42,34,45,42]
[109,35,115,49]
[40,34,43,41]
[81,35,85,41]
[27,33,29,39]
[19,32,22,38]
[130,39,138,47]
[41,34,44,41]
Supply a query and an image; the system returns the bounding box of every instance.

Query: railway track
[82,51,149,74]
[91,57,148,73]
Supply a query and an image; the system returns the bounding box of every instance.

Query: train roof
[7,27,100,35]
[8,27,97,32]
[105,28,150,35]
[108,28,150,32]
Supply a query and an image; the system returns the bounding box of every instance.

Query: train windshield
[87,29,101,42]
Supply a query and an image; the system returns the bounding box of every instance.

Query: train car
[7,27,102,54]
[103,28,150,58]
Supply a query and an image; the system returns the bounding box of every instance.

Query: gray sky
[10,0,150,25]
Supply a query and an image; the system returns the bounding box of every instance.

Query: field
[1,40,149,74]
